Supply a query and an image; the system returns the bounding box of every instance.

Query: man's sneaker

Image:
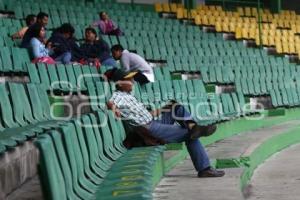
[198,167,225,178]
[189,124,217,139]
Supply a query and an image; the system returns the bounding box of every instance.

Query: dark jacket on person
[48,31,85,61]
[80,39,111,62]
[21,23,42,48]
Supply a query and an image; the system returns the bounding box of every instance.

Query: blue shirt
[29,38,51,59]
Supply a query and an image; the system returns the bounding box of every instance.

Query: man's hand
[150,108,161,117]
[107,101,121,118]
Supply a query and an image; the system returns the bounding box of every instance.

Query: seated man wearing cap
[107,69,225,178]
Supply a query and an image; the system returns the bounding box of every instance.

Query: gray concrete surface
[0,141,39,199]
[154,120,300,200]
[6,176,43,200]
[247,144,300,200]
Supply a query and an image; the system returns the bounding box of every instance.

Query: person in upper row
[11,14,36,40]
[21,12,49,48]
[111,44,154,84]
[80,27,117,68]
[29,24,55,64]
[47,23,76,64]
[92,11,123,36]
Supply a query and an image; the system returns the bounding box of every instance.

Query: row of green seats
[27,63,102,92]
[36,111,165,199]
[200,65,235,84]
[0,26,20,37]
[11,3,156,19]
[87,81,115,111]
[137,79,207,103]
[0,83,65,154]
[180,92,248,124]
[0,36,18,47]
[270,87,300,107]
[7,1,95,12]
[0,47,30,73]
[235,76,296,96]
[234,65,297,79]
[0,18,22,27]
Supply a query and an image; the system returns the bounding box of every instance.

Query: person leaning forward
[107,69,225,178]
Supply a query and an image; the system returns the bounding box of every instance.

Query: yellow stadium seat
[237,7,244,16]
[229,21,236,32]
[235,27,242,39]
[162,3,170,12]
[262,14,268,22]
[177,8,184,19]
[194,15,202,25]
[170,3,177,13]
[190,9,198,18]
[222,21,230,32]
[268,36,275,46]
[215,20,222,32]
[245,7,251,16]
[240,27,247,39]
[208,5,216,11]
[202,15,209,26]
[196,4,205,11]
[208,15,216,26]
[249,26,256,39]
[251,7,258,16]
[289,43,296,54]
[177,4,184,9]
[276,42,283,54]
[219,11,226,18]
[154,3,163,12]
[260,34,267,46]
[216,6,222,12]
[282,42,289,54]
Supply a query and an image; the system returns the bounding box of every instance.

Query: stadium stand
[1,0,300,199]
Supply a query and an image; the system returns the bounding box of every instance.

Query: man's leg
[160,103,194,126]
[148,121,210,172]
[186,139,210,171]
[102,58,117,68]
[161,103,217,139]
[55,52,72,64]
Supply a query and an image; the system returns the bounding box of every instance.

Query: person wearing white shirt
[111,44,155,83]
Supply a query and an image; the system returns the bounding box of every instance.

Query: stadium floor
[154,120,300,200]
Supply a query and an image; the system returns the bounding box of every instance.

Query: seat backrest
[0,47,13,72]
[9,83,35,124]
[49,130,79,200]
[35,134,67,200]
[0,84,18,128]
[27,83,45,121]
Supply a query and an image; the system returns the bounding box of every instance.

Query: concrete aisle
[154,120,300,200]
[247,144,300,200]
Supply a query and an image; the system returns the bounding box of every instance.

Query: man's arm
[120,55,130,71]
[107,101,121,118]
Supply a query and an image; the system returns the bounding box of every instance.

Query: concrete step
[247,144,300,200]
[154,120,300,200]
[6,176,43,200]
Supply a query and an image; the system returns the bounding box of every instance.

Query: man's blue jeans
[148,104,210,172]
[102,57,117,68]
[55,52,72,64]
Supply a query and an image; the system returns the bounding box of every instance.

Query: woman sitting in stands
[11,14,36,40]
[93,11,123,36]
[29,24,55,64]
